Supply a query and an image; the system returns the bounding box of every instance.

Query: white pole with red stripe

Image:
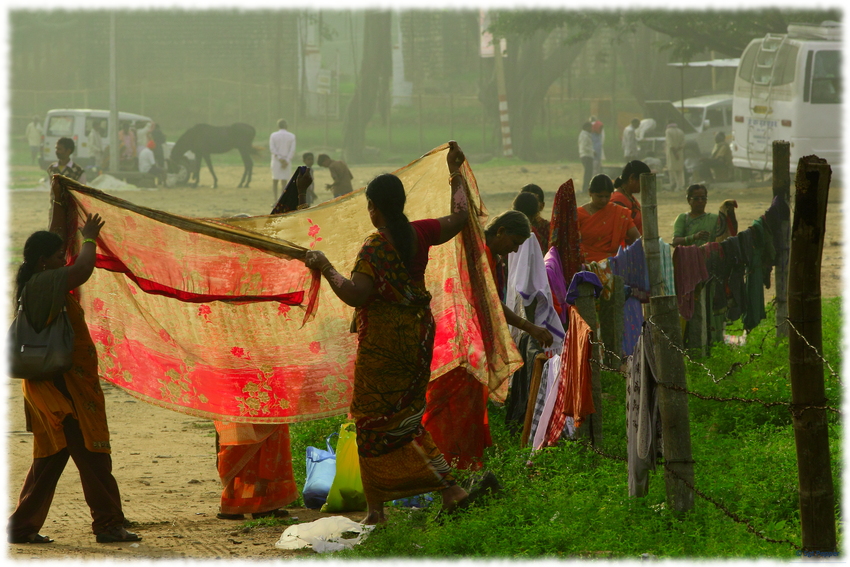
[493,37,513,158]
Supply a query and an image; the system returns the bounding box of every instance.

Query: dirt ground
[5,159,844,559]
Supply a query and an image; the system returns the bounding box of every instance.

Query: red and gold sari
[577,202,635,263]
[350,222,457,503]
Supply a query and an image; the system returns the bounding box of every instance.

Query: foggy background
[8,9,840,165]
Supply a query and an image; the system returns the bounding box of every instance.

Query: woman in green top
[672,184,720,247]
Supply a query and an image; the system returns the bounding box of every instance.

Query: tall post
[108,12,119,174]
[773,141,791,337]
[641,173,663,296]
[418,94,423,154]
[275,13,282,117]
[575,282,602,445]
[493,37,513,158]
[649,295,695,513]
[788,155,835,553]
[449,93,454,140]
[644,170,695,513]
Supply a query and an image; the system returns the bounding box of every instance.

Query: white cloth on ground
[274,516,374,553]
[507,236,565,357]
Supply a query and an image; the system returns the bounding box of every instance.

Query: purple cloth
[608,238,649,358]
[565,271,603,305]
[544,246,568,325]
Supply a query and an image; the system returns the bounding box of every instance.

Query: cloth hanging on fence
[742,221,768,332]
[527,357,552,447]
[715,199,739,242]
[565,271,604,305]
[544,247,568,325]
[504,333,545,432]
[608,238,649,359]
[532,355,562,450]
[626,324,659,498]
[544,305,594,445]
[548,179,584,286]
[658,238,676,296]
[673,245,710,321]
[422,367,490,471]
[55,145,522,423]
[719,236,745,321]
[507,236,565,356]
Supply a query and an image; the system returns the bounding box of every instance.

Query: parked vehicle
[639,94,734,158]
[39,108,193,183]
[730,21,841,178]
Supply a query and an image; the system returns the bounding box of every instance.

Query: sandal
[8,533,54,544]
[216,513,245,520]
[95,526,142,543]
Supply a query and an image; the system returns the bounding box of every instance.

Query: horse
[168,123,256,189]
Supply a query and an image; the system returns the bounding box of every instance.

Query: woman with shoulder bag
[7,181,141,545]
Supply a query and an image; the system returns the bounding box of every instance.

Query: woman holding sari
[7,182,140,544]
[304,142,475,525]
[577,174,640,263]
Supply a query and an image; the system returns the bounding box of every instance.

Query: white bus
[730,21,841,178]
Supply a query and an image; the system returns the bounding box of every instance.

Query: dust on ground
[5,159,844,559]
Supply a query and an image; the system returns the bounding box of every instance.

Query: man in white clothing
[269,119,296,201]
[138,140,166,185]
[665,122,686,191]
[622,118,640,162]
[25,116,43,165]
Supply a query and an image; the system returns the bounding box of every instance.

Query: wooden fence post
[773,141,791,338]
[575,281,602,445]
[649,295,695,513]
[641,173,664,296]
[788,155,836,552]
[643,171,695,513]
[599,274,624,367]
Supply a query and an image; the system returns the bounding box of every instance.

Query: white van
[40,109,154,169]
[640,94,734,157]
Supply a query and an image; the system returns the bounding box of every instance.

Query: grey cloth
[526,359,551,446]
[22,266,69,332]
[627,324,660,498]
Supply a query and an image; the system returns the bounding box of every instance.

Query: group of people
[269,119,353,206]
[580,115,734,194]
[11,132,740,545]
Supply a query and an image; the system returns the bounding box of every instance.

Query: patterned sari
[350,223,457,503]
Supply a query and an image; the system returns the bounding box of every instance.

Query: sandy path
[5,159,843,559]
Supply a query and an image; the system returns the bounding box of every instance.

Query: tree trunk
[480,29,589,161]
[343,11,392,163]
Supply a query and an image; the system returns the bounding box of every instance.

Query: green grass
[282,297,842,558]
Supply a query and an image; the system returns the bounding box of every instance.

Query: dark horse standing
[169,123,256,188]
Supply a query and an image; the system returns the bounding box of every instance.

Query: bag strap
[325,431,339,455]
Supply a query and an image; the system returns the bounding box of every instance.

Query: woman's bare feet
[440,484,469,513]
[360,511,387,525]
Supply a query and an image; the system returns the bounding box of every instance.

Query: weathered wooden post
[574,282,602,445]
[642,172,695,513]
[599,275,624,367]
[773,141,791,337]
[788,155,836,553]
[641,173,663,297]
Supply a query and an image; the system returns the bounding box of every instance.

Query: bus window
[773,43,799,86]
[47,115,74,137]
[811,50,841,104]
[738,41,760,82]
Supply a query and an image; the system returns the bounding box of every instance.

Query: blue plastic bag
[302,432,337,509]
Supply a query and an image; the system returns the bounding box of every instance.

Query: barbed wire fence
[560,309,842,552]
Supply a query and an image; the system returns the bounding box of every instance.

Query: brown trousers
[7,416,125,540]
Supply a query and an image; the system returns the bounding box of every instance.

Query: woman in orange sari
[577,174,640,263]
[304,142,479,525]
[7,182,140,544]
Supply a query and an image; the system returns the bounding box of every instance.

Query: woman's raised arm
[435,141,470,244]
